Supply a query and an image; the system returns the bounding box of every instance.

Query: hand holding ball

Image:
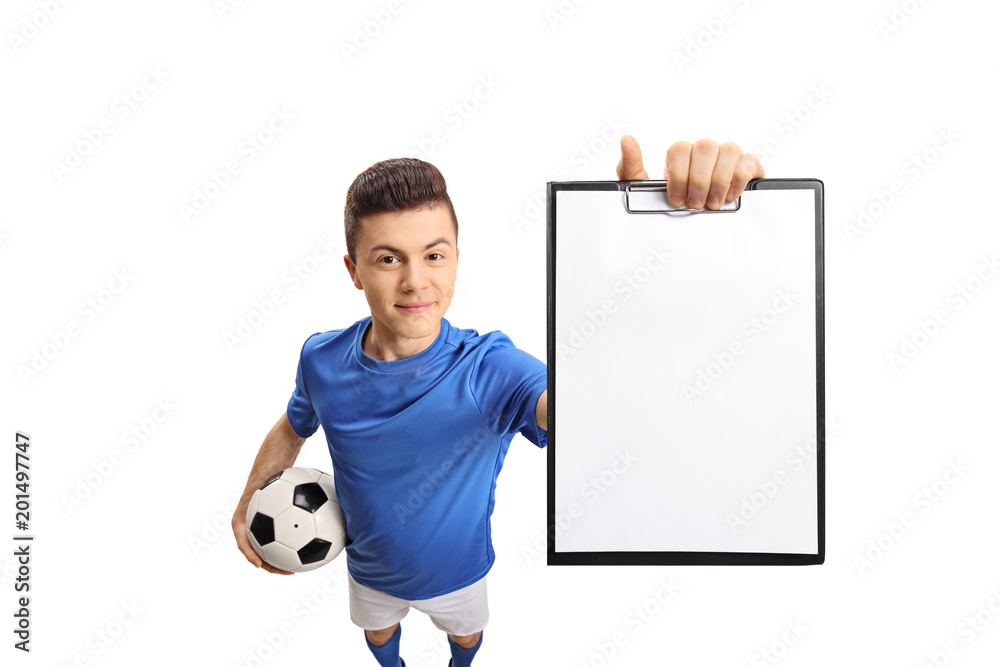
[245,467,348,573]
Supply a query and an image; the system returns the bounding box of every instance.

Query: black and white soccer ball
[245,467,347,573]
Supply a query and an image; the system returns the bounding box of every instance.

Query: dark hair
[344,158,458,265]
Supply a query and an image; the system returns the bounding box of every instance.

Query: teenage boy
[232,136,764,666]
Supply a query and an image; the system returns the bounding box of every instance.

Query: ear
[343,254,363,290]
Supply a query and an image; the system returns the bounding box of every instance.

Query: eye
[428,253,443,260]
[379,256,398,264]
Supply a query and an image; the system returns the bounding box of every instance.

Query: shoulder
[299,317,367,357]
[448,321,543,375]
[441,318,516,357]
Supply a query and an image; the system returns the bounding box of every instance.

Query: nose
[400,261,430,292]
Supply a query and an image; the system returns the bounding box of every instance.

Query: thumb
[616,135,649,180]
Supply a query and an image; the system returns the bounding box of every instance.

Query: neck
[364,318,441,361]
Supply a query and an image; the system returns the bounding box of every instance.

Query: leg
[447,631,481,649]
[446,629,483,666]
[365,623,403,667]
[366,623,400,647]
[413,575,488,666]
[349,570,408,667]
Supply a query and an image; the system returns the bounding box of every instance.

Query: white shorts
[348,568,489,637]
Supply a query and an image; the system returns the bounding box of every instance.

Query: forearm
[236,413,306,512]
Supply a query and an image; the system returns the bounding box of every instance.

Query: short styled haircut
[344,158,458,265]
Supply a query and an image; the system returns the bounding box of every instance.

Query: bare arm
[231,412,307,574]
[535,389,547,431]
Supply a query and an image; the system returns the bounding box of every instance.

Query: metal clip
[624,181,741,214]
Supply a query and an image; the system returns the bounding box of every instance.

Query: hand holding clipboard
[615,135,765,210]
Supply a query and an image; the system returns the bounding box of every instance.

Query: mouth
[396,301,434,314]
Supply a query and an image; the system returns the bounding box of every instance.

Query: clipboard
[546,179,824,566]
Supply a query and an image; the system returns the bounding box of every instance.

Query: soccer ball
[245,467,347,573]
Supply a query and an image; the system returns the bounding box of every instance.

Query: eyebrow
[368,237,452,256]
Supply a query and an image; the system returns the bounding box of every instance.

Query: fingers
[666,139,765,210]
[233,518,262,566]
[234,514,266,569]
[239,540,263,568]
[665,141,692,207]
[235,519,295,574]
[685,138,720,210]
[708,141,742,209]
[729,152,765,200]
[262,562,295,576]
[616,135,649,180]
[621,136,763,208]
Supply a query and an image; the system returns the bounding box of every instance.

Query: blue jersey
[286,316,547,600]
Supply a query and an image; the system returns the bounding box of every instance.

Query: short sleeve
[286,336,320,439]
[471,334,549,448]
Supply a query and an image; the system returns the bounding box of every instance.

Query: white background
[2,1,998,665]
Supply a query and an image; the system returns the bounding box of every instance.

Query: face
[343,204,459,354]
